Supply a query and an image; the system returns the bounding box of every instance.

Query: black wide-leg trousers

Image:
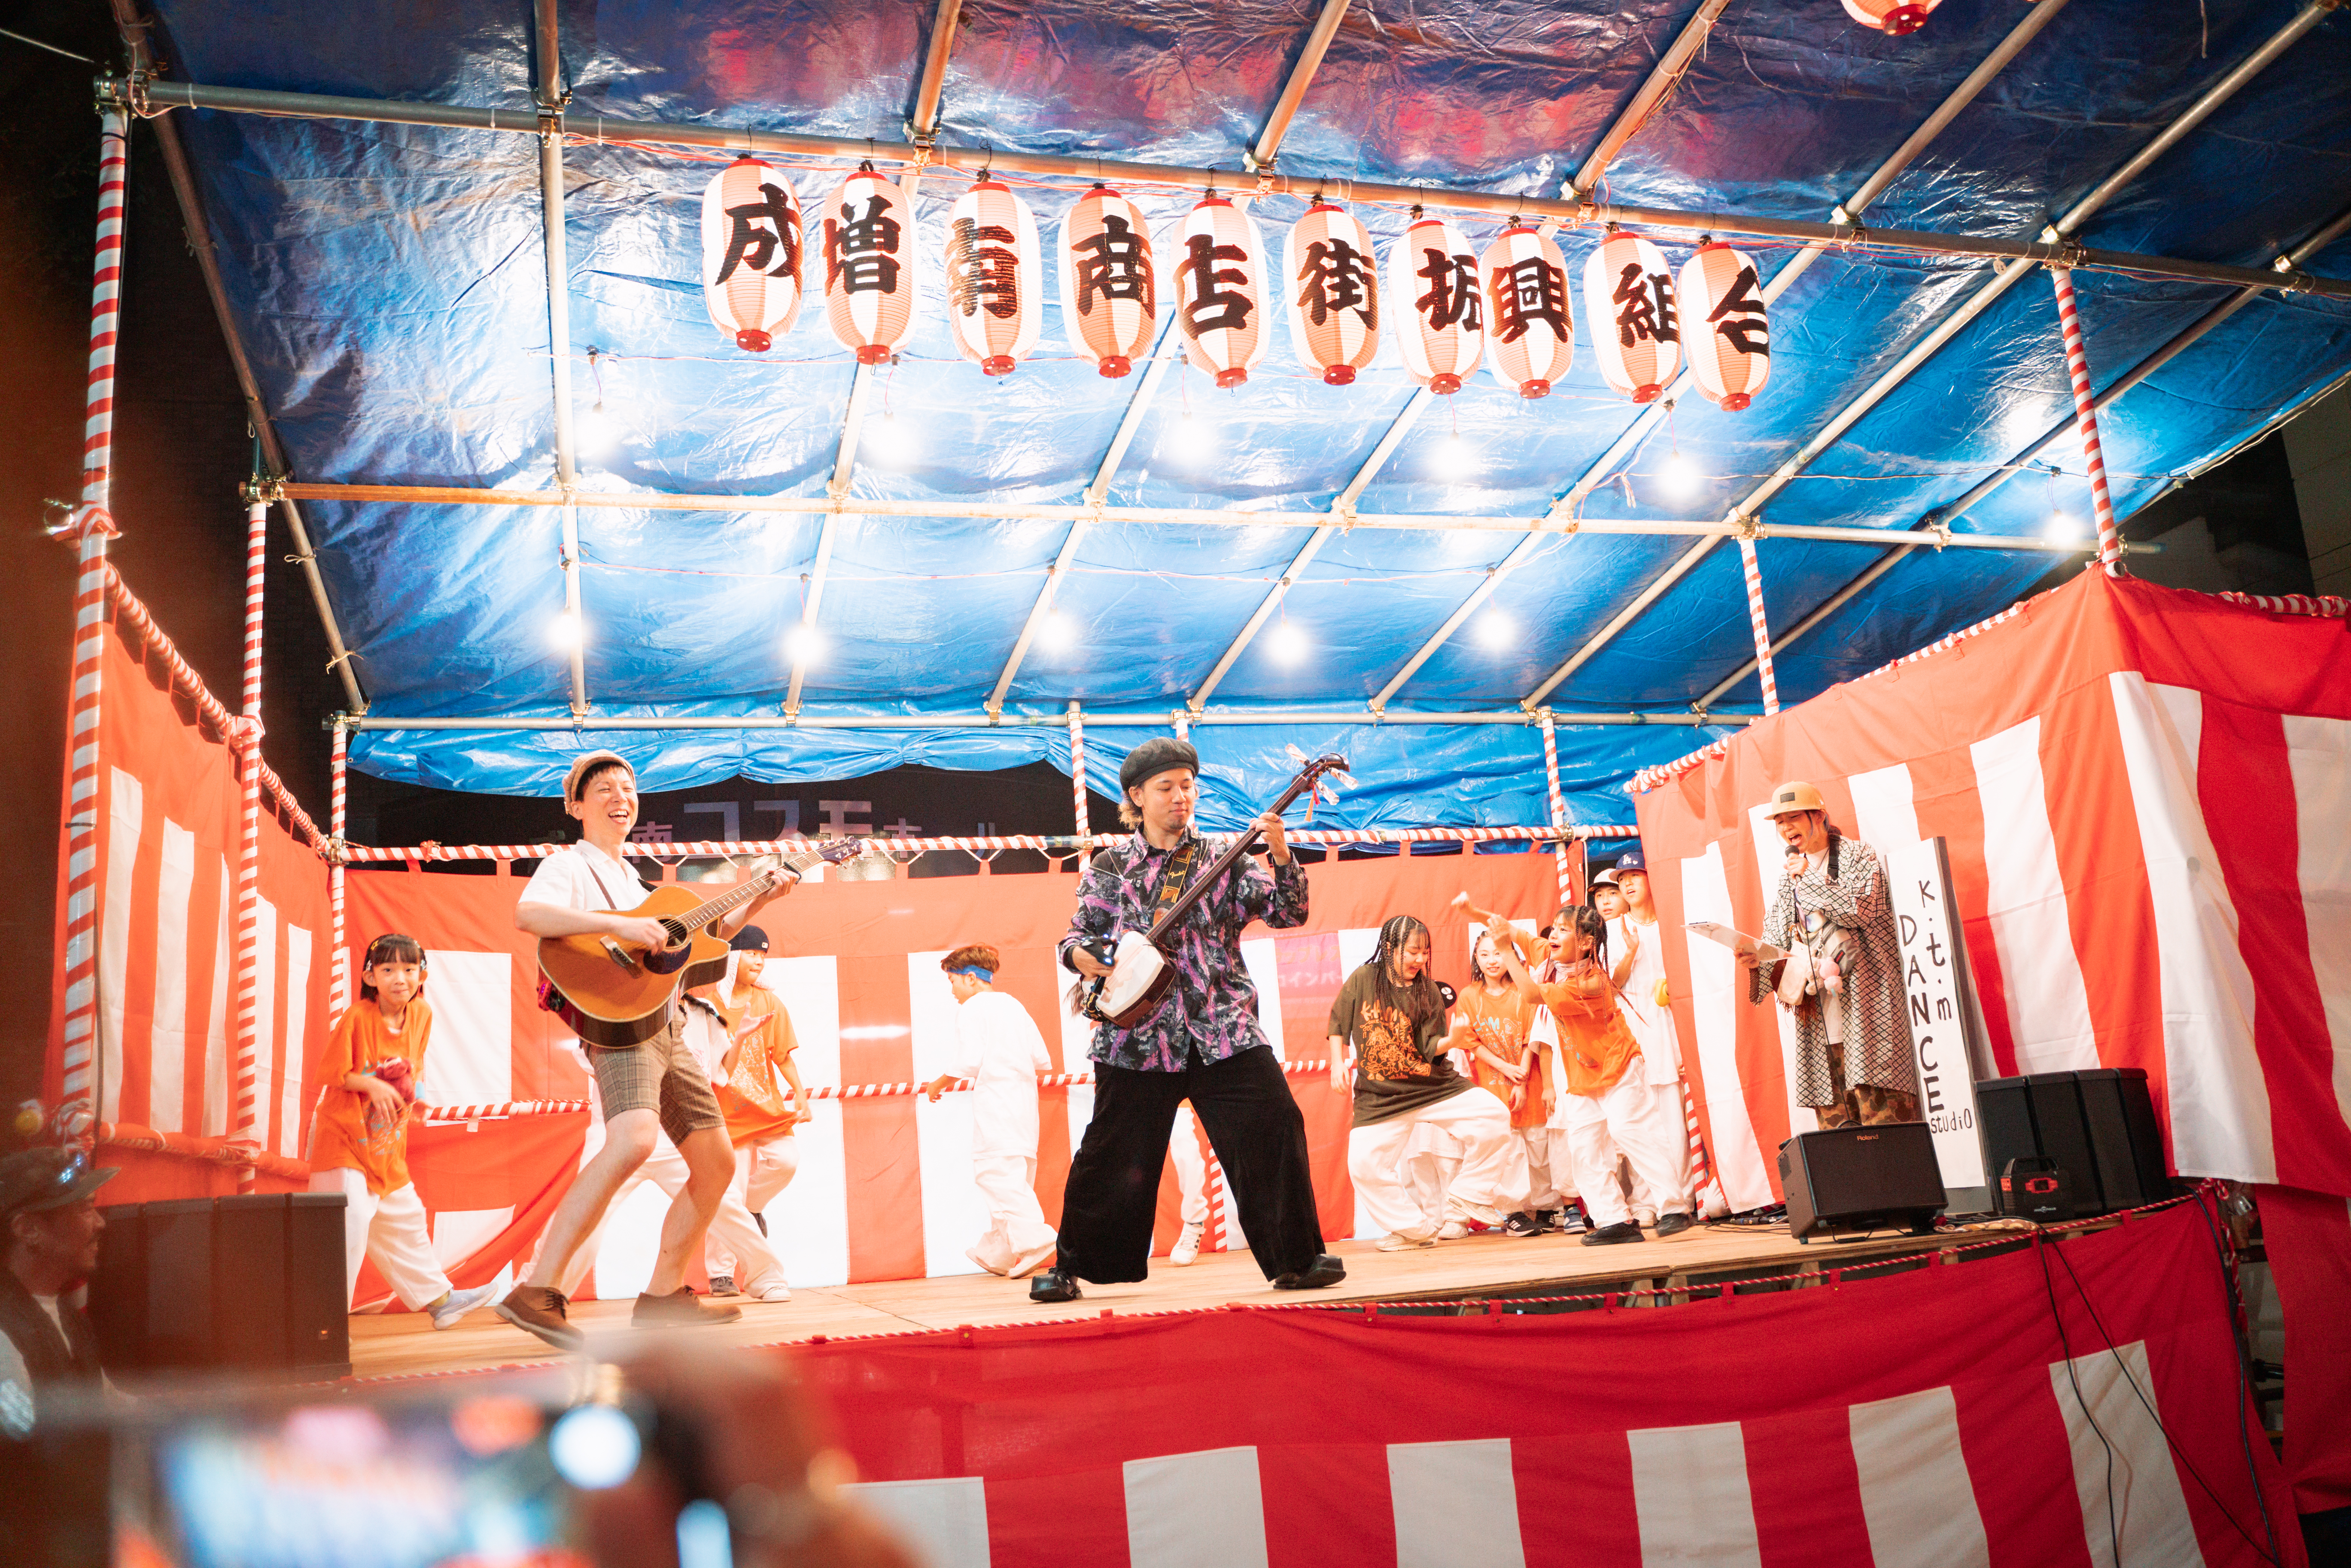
[1055,1044,1326,1283]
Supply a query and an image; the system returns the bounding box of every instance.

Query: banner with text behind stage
[344,848,1556,1300]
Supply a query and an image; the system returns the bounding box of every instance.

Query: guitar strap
[1138,835,1204,937]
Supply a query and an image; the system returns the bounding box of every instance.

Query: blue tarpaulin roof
[139,0,2351,830]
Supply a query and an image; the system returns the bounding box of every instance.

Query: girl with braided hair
[1524,905,1696,1245]
[1327,915,1521,1251]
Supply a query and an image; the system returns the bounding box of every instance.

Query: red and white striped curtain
[1633,571,2351,1212]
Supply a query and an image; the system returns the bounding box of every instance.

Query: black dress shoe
[1579,1221,1645,1246]
[1270,1254,1346,1290]
[1028,1268,1082,1303]
[1655,1211,1697,1239]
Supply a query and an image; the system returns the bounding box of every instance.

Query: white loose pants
[706,1134,800,1278]
[1347,1088,1516,1240]
[1563,1071,1691,1228]
[1518,1127,1567,1212]
[557,1135,788,1298]
[1170,1104,1209,1227]
[310,1168,453,1312]
[967,1155,1058,1272]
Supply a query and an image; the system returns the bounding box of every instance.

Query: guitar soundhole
[657,918,689,947]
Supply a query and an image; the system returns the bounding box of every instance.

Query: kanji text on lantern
[823,194,902,294]
[1071,215,1154,315]
[714,182,799,285]
[1414,247,1482,331]
[1177,232,1253,335]
[1707,264,1770,355]
[1296,237,1376,327]
[1610,263,1679,348]
[948,216,1022,320]
[1491,255,1569,344]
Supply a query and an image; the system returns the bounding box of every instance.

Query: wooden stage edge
[348,1216,2045,1383]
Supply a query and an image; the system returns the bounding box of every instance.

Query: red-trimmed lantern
[1678,242,1771,412]
[1582,231,1682,403]
[1060,185,1156,378]
[1480,225,1572,399]
[1173,196,1269,388]
[702,156,803,352]
[1841,0,1940,34]
[1387,213,1483,394]
[944,178,1043,376]
[1283,202,1379,386]
[819,167,917,366]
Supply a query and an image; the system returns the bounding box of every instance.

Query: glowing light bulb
[1168,410,1216,463]
[1267,620,1308,665]
[1037,609,1077,652]
[1661,450,1702,498]
[548,610,584,652]
[867,406,916,466]
[1434,433,1478,478]
[2044,508,2081,541]
[785,623,825,664]
[578,399,619,453]
[1477,611,1514,650]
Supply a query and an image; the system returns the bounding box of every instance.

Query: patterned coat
[1748,834,1918,1105]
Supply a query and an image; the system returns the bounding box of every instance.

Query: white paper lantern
[944,178,1043,376]
[819,166,918,365]
[1386,213,1483,394]
[1061,185,1157,378]
[1284,203,1380,386]
[1582,231,1682,403]
[702,156,803,352]
[1678,242,1771,411]
[1481,225,1573,399]
[1173,196,1270,388]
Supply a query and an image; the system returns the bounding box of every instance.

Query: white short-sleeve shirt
[520,841,647,914]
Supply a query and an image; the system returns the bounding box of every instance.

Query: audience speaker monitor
[89,1192,349,1380]
[1779,1122,1945,1243]
[1978,1068,2172,1219]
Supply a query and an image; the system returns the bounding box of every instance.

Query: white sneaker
[1450,1199,1507,1228]
[1377,1230,1438,1252]
[1169,1221,1206,1266]
[966,1246,1010,1276]
[749,1281,792,1303]
[429,1284,497,1331]
[1437,1220,1472,1240]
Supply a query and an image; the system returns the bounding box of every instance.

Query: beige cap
[1761,780,1828,819]
[563,750,634,802]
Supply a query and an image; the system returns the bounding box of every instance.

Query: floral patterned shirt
[1058,829,1309,1073]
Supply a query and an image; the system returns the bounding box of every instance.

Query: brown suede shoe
[632,1286,743,1329]
[493,1285,586,1352]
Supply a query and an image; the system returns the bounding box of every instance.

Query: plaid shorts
[586,1009,724,1145]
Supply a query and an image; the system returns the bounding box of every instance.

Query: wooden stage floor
[350,1219,2012,1383]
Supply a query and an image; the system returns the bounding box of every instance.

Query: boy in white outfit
[922,945,1058,1279]
[1166,1104,1211,1265]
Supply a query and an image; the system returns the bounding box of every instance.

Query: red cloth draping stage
[802,1200,2300,1567]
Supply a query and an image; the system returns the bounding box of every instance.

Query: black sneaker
[1655,1212,1697,1240]
[1028,1268,1082,1304]
[1502,1212,1543,1237]
[1579,1222,1644,1246]
[1533,1207,1564,1232]
[1270,1254,1346,1290]
[707,1273,739,1297]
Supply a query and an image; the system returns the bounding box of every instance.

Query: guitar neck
[663,847,819,936]
[1144,771,1319,942]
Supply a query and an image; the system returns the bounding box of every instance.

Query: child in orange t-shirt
[1454,924,1567,1235]
[306,934,496,1328]
[1518,907,1695,1247]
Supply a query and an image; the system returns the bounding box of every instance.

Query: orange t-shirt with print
[1536,963,1641,1098]
[1457,983,1546,1129]
[707,983,803,1144]
[308,999,431,1196]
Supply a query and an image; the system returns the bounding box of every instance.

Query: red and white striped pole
[1203,1146,1229,1255]
[1538,708,1572,910]
[2050,268,2122,574]
[58,108,131,1126]
[1737,537,1780,714]
[231,495,268,1160]
[1068,700,1090,849]
[329,717,350,1019]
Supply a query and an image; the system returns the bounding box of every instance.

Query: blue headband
[949,966,994,981]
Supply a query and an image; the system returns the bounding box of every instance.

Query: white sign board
[1887,837,1990,1209]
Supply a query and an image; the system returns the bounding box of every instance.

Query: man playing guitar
[1032,737,1343,1302]
[495,751,797,1350]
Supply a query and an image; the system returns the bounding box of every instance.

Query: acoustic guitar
[538,838,866,1047]
[1072,752,1348,1029]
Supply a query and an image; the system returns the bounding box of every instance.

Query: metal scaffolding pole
[341,706,1747,732]
[1247,0,1350,172]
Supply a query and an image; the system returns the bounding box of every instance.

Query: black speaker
[1978,1070,2172,1219]
[87,1194,348,1380]
[2074,1068,2172,1209]
[1778,1122,1945,1241]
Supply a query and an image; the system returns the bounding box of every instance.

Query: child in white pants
[1166,1103,1212,1264]
[698,930,808,1292]
[306,935,495,1328]
[922,945,1057,1280]
[1329,916,1520,1250]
